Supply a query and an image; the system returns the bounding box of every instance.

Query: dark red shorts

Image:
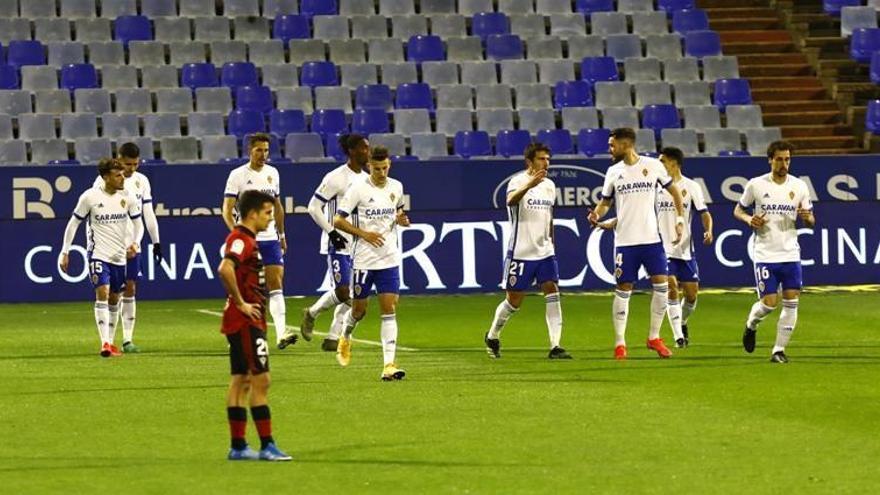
[227,326,270,375]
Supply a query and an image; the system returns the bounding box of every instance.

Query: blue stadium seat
[536,129,574,155]
[300,0,338,17]
[577,128,610,157]
[554,80,594,108]
[495,129,531,157]
[865,99,880,134]
[658,0,695,14]
[580,57,619,85]
[0,66,20,90]
[324,132,347,161]
[824,0,861,16]
[235,85,273,113]
[273,15,312,44]
[472,13,510,40]
[228,109,266,138]
[850,28,880,62]
[311,108,348,136]
[181,63,219,90]
[713,78,752,109]
[642,104,680,138]
[355,84,393,111]
[8,41,46,68]
[684,30,722,58]
[407,35,445,63]
[395,82,434,110]
[301,61,339,87]
[486,34,524,60]
[221,62,259,91]
[60,64,98,91]
[575,0,614,14]
[871,52,880,84]
[269,109,308,138]
[454,130,492,158]
[352,108,390,134]
[114,15,153,46]
[672,9,709,34]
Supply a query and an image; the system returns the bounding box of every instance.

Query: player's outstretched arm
[59,216,82,273]
[701,211,714,244]
[334,214,384,247]
[217,259,261,321]
[221,197,237,232]
[587,198,612,227]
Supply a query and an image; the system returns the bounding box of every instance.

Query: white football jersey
[337,177,405,271]
[738,173,812,263]
[72,187,142,265]
[601,156,673,247]
[657,176,707,261]
[92,170,153,247]
[312,162,367,255]
[505,171,556,260]
[224,162,281,242]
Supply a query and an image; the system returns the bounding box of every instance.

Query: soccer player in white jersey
[483,143,572,360]
[332,146,409,381]
[222,134,289,348]
[588,128,686,360]
[734,140,815,363]
[61,159,143,357]
[657,147,713,348]
[91,142,161,353]
[298,134,370,351]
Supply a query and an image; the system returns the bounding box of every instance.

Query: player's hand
[396,212,410,227]
[749,212,767,229]
[59,252,69,274]
[152,243,164,263]
[237,301,262,321]
[587,208,599,227]
[703,231,714,245]
[672,222,683,245]
[328,230,348,250]
[595,219,615,231]
[797,208,814,223]
[279,236,287,254]
[527,169,547,188]
[126,243,138,259]
[361,231,385,247]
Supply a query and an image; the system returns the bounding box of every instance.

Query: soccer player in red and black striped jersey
[217,190,292,462]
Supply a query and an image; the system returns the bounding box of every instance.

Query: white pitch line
[195,309,418,352]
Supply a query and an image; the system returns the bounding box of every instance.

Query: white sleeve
[738,180,755,208]
[128,193,144,244]
[272,168,281,198]
[92,175,102,188]
[397,183,405,210]
[799,182,813,210]
[656,162,673,189]
[336,185,359,217]
[308,194,335,234]
[691,181,708,212]
[61,216,82,254]
[313,171,341,203]
[142,201,160,243]
[600,170,615,199]
[141,175,153,203]
[72,190,91,220]
[223,170,239,198]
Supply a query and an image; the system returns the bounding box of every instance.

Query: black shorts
[227,326,270,375]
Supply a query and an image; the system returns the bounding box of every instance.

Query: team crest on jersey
[614,268,623,279]
[508,275,517,287]
[354,284,363,296]
[682,189,688,197]
[120,199,126,208]
[334,272,342,283]
[758,281,765,292]
[268,176,273,184]
[642,168,648,176]
[91,273,99,285]
[789,191,795,200]
[390,193,396,201]
[136,180,141,188]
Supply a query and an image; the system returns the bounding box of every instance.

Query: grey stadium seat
[225,0,260,17]
[261,64,299,88]
[314,16,350,40]
[48,42,86,66]
[517,108,556,133]
[329,40,367,64]
[141,65,180,89]
[31,139,71,164]
[315,86,354,113]
[422,61,459,85]
[284,133,325,161]
[369,133,407,156]
[144,113,182,138]
[526,37,564,60]
[154,17,193,42]
[341,0,376,15]
[391,15,428,39]
[75,138,112,164]
[194,17,231,41]
[381,63,418,86]
[0,114,12,139]
[561,107,600,132]
[263,0,298,17]
[663,57,700,82]
[567,36,604,60]
[515,84,552,109]
[703,128,744,155]
[123,137,156,159]
[156,88,194,114]
[500,0,535,13]
[476,108,514,135]
[645,34,682,60]
[74,88,111,114]
[0,19,33,44]
[550,14,586,37]
[114,88,152,113]
[631,12,668,36]
[436,85,474,109]
[476,84,513,109]
[36,19,73,42]
[673,81,711,106]
[288,40,327,64]
[276,87,314,114]
[233,17,271,41]
[743,127,782,155]
[180,0,215,16]
[101,0,137,18]
[410,132,449,159]
[160,137,200,163]
[590,12,627,37]
[249,40,286,66]
[435,108,473,136]
[210,41,248,66]
[446,37,484,62]
[195,87,233,113]
[725,105,764,129]
[22,67,59,92]
[340,63,379,88]
[169,42,208,65]
[393,109,432,136]
[634,81,672,107]
[35,90,72,114]
[187,112,227,136]
[75,18,113,42]
[0,140,28,165]
[100,113,140,138]
[458,0,493,16]
[595,82,632,109]
[624,57,662,82]
[421,0,456,14]
[682,105,721,130]
[460,62,498,85]
[0,91,33,116]
[660,128,699,156]
[381,0,415,15]
[635,128,657,154]
[618,0,654,13]
[510,14,546,39]
[201,135,240,163]
[88,42,125,66]
[500,60,538,85]
[20,114,59,140]
[141,0,177,17]
[702,56,739,82]
[129,41,167,67]
[430,15,467,38]
[351,16,389,39]
[537,0,573,13]
[538,60,575,84]
[606,34,643,60]
[601,107,639,129]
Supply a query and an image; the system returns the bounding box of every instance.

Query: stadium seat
[624,58,662,82]
[351,16,389,40]
[672,9,709,34]
[113,88,151,113]
[0,66,20,90]
[114,15,152,46]
[454,130,492,158]
[601,107,639,129]
[436,108,473,136]
[841,6,877,37]
[154,18,192,42]
[159,137,199,163]
[446,37,484,62]
[340,63,379,88]
[36,19,72,43]
[0,91,32,116]
[642,104,680,137]
[526,38,563,61]
[20,114,58,140]
[393,108,431,135]
[35,89,73,114]
[538,60,575,84]
[437,86,474,109]
[60,64,98,91]
[187,112,226,136]
[554,80,594,108]
[369,39,405,64]
[194,17,232,42]
[660,128,698,156]
[228,109,267,138]
[355,84,394,111]
[156,88,194,114]
[323,132,347,160]
[372,134,409,158]
[510,14,545,39]
[195,87,233,113]
[743,127,781,154]
[22,67,59,91]
[301,61,339,87]
[422,61,459,85]
[340,0,374,15]
[31,139,71,165]
[102,0,137,17]
[327,39,365,65]
[274,15,311,45]
[536,129,574,155]
[461,62,498,85]
[645,34,684,60]
[264,0,299,16]
[634,81,673,107]
[87,41,125,66]
[169,42,207,65]
[261,63,299,89]
[725,104,764,129]
[714,78,752,109]
[48,42,85,66]
[658,0,696,14]
[460,0,494,16]
[313,15,350,40]
[561,107,600,132]
[702,56,740,81]
[606,35,643,61]
[631,12,668,36]
[407,35,445,62]
[201,135,239,163]
[276,87,314,114]
[476,84,513,109]
[381,0,415,15]
[518,108,555,133]
[351,108,390,134]
[550,14,587,37]
[531,0,569,13]
[577,128,611,157]
[575,0,614,14]
[515,84,551,109]
[618,0,653,13]
[674,81,712,106]
[684,30,722,59]
[392,15,428,39]
[486,34,524,60]
[61,113,98,141]
[75,138,112,164]
[871,51,880,84]
[635,128,657,154]
[430,15,467,38]
[101,113,140,138]
[594,81,632,109]
[128,41,166,67]
[590,12,627,37]
[310,108,348,136]
[284,133,326,161]
[144,113,182,138]
[8,41,47,68]
[410,132,449,158]
[245,132,283,158]
[140,0,176,16]
[824,0,861,16]
[570,37,606,61]
[395,82,434,110]
[235,85,273,113]
[664,58,700,82]
[472,13,510,40]
[682,105,721,130]
[703,128,743,156]
[0,140,28,165]
[211,41,248,66]
[221,62,259,91]
[315,86,353,113]
[495,129,531,157]
[850,28,880,62]
[181,63,219,90]
[477,108,514,135]
[581,57,619,85]
[250,42,287,67]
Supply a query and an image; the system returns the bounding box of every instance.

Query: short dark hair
[524,142,551,162]
[247,133,271,150]
[766,140,794,159]
[97,158,123,178]
[609,127,637,142]
[370,145,390,162]
[237,190,275,218]
[660,147,684,166]
[338,133,368,156]
[117,142,140,160]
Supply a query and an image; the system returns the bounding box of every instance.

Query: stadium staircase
[700,0,866,155]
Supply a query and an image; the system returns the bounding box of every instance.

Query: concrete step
[752,87,829,100]
[758,100,841,113]
[795,148,867,155]
[778,124,853,137]
[704,7,778,18]
[718,30,794,42]
[697,0,771,7]
[722,41,798,53]
[802,37,848,50]
[746,76,824,89]
[737,53,809,65]
[783,135,859,149]
[710,17,782,30]
[739,63,814,77]
[764,111,843,126]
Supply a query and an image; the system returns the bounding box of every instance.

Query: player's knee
[351,307,366,320]
[124,282,136,297]
[335,287,350,302]
[668,287,679,300]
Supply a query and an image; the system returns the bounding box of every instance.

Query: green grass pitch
[1,290,878,494]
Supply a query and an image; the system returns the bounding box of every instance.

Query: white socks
[487,300,518,339]
[343,310,360,337]
[268,290,286,344]
[121,296,136,344]
[773,299,798,354]
[545,293,562,348]
[380,314,398,365]
[94,301,109,345]
[682,298,697,324]
[327,301,350,340]
[612,289,631,346]
[667,298,684,340]
[746,301,775,330]
[309,290,340,319]
[649,283,668,340]
[107,303,119,344]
